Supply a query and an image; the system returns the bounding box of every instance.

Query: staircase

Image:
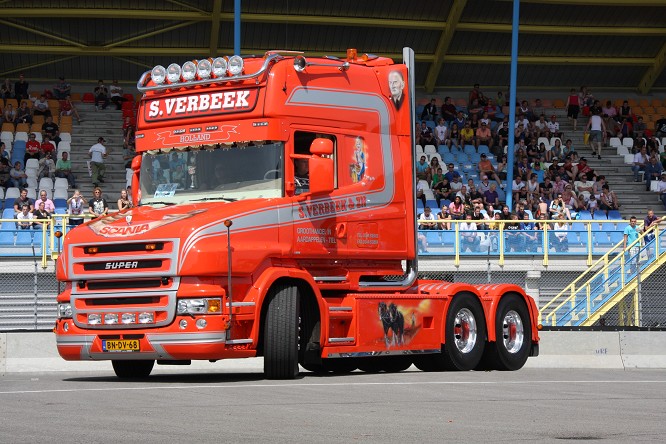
[68,103,126,206]
[539,219,666,326]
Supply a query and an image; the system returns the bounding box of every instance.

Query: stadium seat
[463,145,476,155]
[0,131,13,145]
[0,231,14,246]
[609,137,622,148]
[437,145,450,156]
[616,146,629,156]
[15,123,30,133]
[537,137,550,149]
[1,122,15,133]
[54,178,68,190]
[54,198,67,208]
[14,131,28,142]
[59,132,72,143]
[26,188,36,200]
[5,188,20,200]
[424,145,437,157]
[15,230,33,245]
[607,210,622,220]
[25,158,39,170]
[38,178,54,191]
[477,145,490,155]
[33,132,42,142]
[25,168,38,179]
[26,177,38,190]
[59,115,73,126]
[82,93,95,103]
[622,137,634,148]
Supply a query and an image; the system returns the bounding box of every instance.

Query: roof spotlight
[166,63,181,83]
[197,59,212,79]
[182,61,197,81]
[212,57,228,77]
[151,65,166,84]
[293,56,307,72]
[228,55,244,76]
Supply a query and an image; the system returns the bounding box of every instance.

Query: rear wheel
[483,294,532,371]
[111,360,154,379]
[263,284,300,379]
[442,294,486,371]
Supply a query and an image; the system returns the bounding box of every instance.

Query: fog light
[104,313,118,325]
[166,63,181,83]
[179,319,188,329]
[138,312,154,324]
[121,313,136,324]
[151,65,166,84]
[196,319,207,329]
[63,322,69,332]
[228,55,243,75]
[197,59,212,79]
[88,313,102,325]
[57,303,72,319]
[212,57,227,77]
[182,61,197,81]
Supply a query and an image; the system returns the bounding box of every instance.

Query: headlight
[88,313,102,325]
[197,59,212,79]
[177,298,222,315]
[228,55,243,76]
[57,303,72,319]
[151,65,166,84]
[104,313,118,325]
[121,313,136,324]
[138,312,155,324]
[182,61,197,81]
[166,63,181,83]
[212,57,227,77]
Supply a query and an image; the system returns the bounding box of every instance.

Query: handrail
[541,217,665,326]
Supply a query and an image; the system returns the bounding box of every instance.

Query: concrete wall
[1,331,665,374]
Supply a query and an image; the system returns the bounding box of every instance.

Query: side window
[293,131,337,195]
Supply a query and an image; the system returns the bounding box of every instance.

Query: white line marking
[1,379,666,395]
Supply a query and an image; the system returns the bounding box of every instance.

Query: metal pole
[505,0,520,211]
[636,247,642,327]
[234,0,241,55]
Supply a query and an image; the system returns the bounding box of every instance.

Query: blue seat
[450,145,461,155]
[593,231,611,246]
[437,145,450,156]
[54,199,67,209]
[2,208,15,219]
[469,153,481,163]
[425,231,443,246]
[609,230,624,245]
[441,199,451,208]
[496,188,506,202]
[463,145,476,155]
[455,152,469,163]
[578,210,592,220]
[567,231,581,247]
[442,153,456,164]
[593,211,608,220]
[425,199,438,209]
[607,210,622,220]
[15,230,33,245]
[0,230,14,245]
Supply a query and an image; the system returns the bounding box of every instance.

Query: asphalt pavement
[1,367,665,443]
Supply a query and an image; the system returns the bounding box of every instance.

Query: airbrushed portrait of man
[388,70,405,110]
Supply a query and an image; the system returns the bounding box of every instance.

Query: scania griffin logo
[105,261,139,270]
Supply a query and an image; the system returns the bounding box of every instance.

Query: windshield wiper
[191,196,238,202]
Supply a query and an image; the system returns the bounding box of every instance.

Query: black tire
[442,293,486,371]
[357,357,384,373]
[111,360,154,379]
[379,356,412,373]
[322,359,358,374]
[483,294,532,371]
[413,350,449,372]
[263,284,300,379]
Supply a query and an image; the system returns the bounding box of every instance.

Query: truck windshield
[139,141,283,205]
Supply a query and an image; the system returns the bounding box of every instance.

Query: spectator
[53,77,71,100]
[444,163,460,183]
[512,175,527,203]
[16,204,34,229]
[2,103,16,125]
[475,121,492,148]
[418,121,435,146]
[434,118,448,146]
[460,122,474,146]
[449,196,465,220]
[599,184,620,214]
[519,100,533,122]
[551,214,569,252]
[89,187,109,218]
[417,232,428,253]
[460,213,480,252]
[633,117,647,140]
[477,153,501,186]
[416,155,429,181]
[483,183,500,210]
[109,80,128,111]
[623,216,640,259]
[547,138,563,162]
[469,83,487,107]
[547,114,562,140]
[416,178,427,207]
[656,116,666,139]
[40,135,55,159]
[67,190,87,226]
[657,172,666,210]
[0,141,8,160]
[32,201,52,229]
[55,151,76,188]
[12,188,34,213]
[1,78,12,99]
[117,189,133,211]
[24,133,41,166]
[448,123,460,149]
[38,152,56,180]
[449,174,463,198]
[645,156,663,191]
[60,95,82,123]
[33,95,51,118]
[36,189,56,213]
[41,115,61,146]
[574,172,595,204]
[440,96,457,124]
[540,176,554,203]
[94,80,110,110]
[526,173,540,211]
[418,206,438,230]
[437,205,452,230]
[477,175,492,194]
[632,145,649,182]
[534,114,548,138]
[15,101,32,125]
[420,98,438,121]
[432,174,450,208]
[504,214,522,252]
[585,109,606,159]
[563,139,578,161]
[14,73,29,101]
[562,183,584,212]
[618,100,632,122]
[9,161,28,188]
[643,209,659,243]
[89,137,108,187]
[565,88,580,132]
[549,194,570,220]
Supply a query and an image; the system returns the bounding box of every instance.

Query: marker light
[182,61,197,81]
[228,55,244,75]
[138,312,155,324]
[166,63,181,83]
[88,313,102,325]
[104,313,119,325]
[197,59,212,79]
[121,313,136,324]
[212,57,228,77]
[151,65,166,84]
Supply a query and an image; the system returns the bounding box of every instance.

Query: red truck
[54,48,539,379]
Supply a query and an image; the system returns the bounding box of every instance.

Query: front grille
[84,243,165,254]
[84,279,166,291]
[88,296,159,306]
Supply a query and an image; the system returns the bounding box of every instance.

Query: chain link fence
[1,257,665,331]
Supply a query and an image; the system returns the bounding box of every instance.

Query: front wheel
[111,360,154,379]
[483,294,532,371]
[442,294,486,371]
[263,284,300,379]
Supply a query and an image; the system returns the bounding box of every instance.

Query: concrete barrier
[2,331,666,373]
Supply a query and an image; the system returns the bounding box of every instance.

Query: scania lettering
[54,48,539,379]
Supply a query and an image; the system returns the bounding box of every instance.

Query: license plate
[102,339,140,352]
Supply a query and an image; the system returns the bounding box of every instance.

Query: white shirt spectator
[633,151,648,166]
[547,120,560,133]
[16,210,34,228]
[434,124,448,143]
[590,115,603,131]
[512,179,526,193]
[89,142,107,163]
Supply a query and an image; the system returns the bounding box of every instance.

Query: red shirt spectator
[41,139,55,156]
[26,135,41,155]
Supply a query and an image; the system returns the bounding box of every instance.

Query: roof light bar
[182,61,197,81]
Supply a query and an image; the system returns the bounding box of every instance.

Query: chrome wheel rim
[502,310,524,354]
[453,308,477,353]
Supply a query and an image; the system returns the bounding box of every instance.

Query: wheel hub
[453,308,477,353]
[502,310,524,353]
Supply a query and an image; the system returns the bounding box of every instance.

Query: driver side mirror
[309,138,334,194]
